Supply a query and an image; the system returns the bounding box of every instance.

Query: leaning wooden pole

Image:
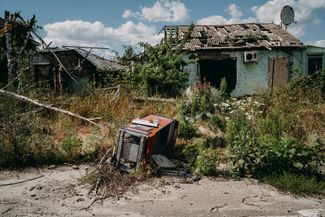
[31,31,79,84]
[0,89,103,128]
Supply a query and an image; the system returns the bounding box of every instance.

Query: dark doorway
[199,59,237,92]
[308,55,323,75]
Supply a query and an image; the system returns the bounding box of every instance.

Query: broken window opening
[308,55,323,75]
[199,58,237,93]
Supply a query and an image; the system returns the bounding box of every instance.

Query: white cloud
[197,0,325,38]
[251,0,325,37]
[122,9,139,19]
[197,4,256,25]
[124,0,189,22]
[309,39,325,47]
[227,3,243,19]
[43,20,163,56]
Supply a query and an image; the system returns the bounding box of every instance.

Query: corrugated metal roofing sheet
[74,49,125,72]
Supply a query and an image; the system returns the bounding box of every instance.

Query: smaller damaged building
[31,48,125,91]
[164,23,325,96]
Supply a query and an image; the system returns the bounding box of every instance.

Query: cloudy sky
[1,0,325,58]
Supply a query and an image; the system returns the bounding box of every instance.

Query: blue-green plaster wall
[183,49,307,96]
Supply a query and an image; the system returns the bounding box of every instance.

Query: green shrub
[61,136,83,161]
[226,110,324,177]
[183,138,218,175]
[179,83,219,119]
[220,77,228,97]
[226,111,257,176]
[256,107,291,140]
[259,137,318,174]
[287,69,325,101]
[205,136,226,148]
[178,119,196,140]
[195,147,218,175]
[209,114,225,131]
[128,35,195,97]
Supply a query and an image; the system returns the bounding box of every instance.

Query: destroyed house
[31,48,125,91]
[164,23,325,96]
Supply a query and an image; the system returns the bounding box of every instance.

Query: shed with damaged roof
[163,23,324,96]
[31,48,126,91]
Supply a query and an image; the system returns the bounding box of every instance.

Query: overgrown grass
[263,173,325,197]
[224,70,325,196]
[0,87,178,168]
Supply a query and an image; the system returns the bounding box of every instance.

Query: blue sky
[1,0,325,57]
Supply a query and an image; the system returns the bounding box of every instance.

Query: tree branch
[0,89,103,128]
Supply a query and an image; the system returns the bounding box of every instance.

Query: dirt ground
[0,165,324,217]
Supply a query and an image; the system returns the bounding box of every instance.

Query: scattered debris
[88,164,138,199]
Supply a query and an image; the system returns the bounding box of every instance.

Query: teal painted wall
[183,49,308,96]
[232,49,304,96]
[305,46,325,74]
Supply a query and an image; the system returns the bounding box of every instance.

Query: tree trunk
[4,17,18,89]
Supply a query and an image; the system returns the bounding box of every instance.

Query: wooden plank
[273,57,288,87]
[268,57,289,88]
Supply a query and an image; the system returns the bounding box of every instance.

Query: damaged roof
[38,48,125,71]
[164,23,305,51]
[74,49,125,72]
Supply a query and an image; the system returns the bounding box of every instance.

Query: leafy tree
[115,45,139,65]
[128,23,195,97]
[0,11,39,89]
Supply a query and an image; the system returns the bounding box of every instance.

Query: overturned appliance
[114,115,178,173]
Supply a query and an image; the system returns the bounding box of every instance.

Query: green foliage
[0,11,40,89]
[116,45,139,65]
[178,119,196,140]
[179,83,219,118]
[256,107,291,140]
[287,69,325,101]
[0,95,58,167]
[205,136,226,148]
[263,173,325,197]
[0,12,39,53]
[130,41,189,97]
[0,93,103,167]
[183,138,218,175]
[227,110,324,177]
[61,136,83,161]
[209,114,225,131]
[220,77,228,97]
[126,26,195,97]
[195,147,218,175]
[226,111,257,176]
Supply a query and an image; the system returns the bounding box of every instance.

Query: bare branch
[0,89,103,128]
